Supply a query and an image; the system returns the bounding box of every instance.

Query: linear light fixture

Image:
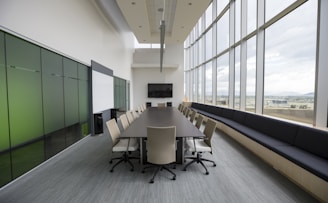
[159,0,166,72]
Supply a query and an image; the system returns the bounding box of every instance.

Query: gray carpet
[0,128,319,203]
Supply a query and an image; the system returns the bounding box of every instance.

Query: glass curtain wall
[184,0,318,125]
[0,31,91,187]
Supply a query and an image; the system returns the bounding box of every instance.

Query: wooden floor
[0,126,319,203]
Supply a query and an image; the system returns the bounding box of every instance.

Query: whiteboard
[92,70,114,113]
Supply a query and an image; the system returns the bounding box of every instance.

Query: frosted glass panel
[6,36,44,146]
[41,49,65,134]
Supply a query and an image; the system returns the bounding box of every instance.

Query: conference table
[120,107,204,164]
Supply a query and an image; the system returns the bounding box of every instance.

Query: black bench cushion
[244,113,298,145]
[295,126,328,159]
[276,146,328,181]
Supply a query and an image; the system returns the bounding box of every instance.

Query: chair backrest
[143,103,146,110]
[203,119,217,147]
[185,108,190,118]
[178,104,182,111]
[189,110,197,123]
[157,103,166,108]
[132,110,139,119]
[126,111,134,124]
[119,114,130,130]
[195,114,204,129]
[138,105,143,113]
[106,119,120,146]
[147,126,176,165]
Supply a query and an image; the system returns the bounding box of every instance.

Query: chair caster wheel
[183,168,187,171]
[109,161,112,164]
[205,171,209,175]
[213,163,216,167]
[110,169,114,173]
[130,168,134,172]
[172,177,176,180]
[149,180,154,184]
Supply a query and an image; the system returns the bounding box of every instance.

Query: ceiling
[95,0,211,44]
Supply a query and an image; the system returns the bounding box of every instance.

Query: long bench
[190,102,328,202]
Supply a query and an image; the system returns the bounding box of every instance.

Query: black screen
[148,83,173,98]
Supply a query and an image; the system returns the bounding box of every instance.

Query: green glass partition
[5,34,45,179]
[63,58,79,127]
[41,49,65,134]
[6,35,44,146]
[0,31,12,186]
[78,64,90,136]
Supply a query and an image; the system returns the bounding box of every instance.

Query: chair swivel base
[109,152,140,172]
[142,164,176,183]
[183,152,216,175]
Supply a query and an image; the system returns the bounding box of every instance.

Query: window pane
[247,0,257,34]
[216,53,229,107]
[235,0,241,42]
[216,0,229,17]
[193,69,197,101]
[246,36,256,112]
[234,46,241,109]
[198,66,203,102]
[217,11,229,54]
[266,0,296,22]
[205,62,213,104]
[205,28,213,61]
[264,1,317,123]
[205,3,213,29]
[198,38,204,64]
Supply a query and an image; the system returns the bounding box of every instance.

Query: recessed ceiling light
[181,26,185,29]
[131,2,136,5]
[138,25,142,28]
[158,8,164,12]
[188,2,192,6]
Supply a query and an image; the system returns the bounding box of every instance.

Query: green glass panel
[78,64,89,123]
[63,58,78,126]
[6,35,41,71]
[78,63,88,80]
[11,140,44,179]
[79,80,88,122]
[0,31,12,187]
[6,36,43,146]
[41,49,65,134]
[63,57,77,78]
[64,77,79,126]
[0,32,10,151]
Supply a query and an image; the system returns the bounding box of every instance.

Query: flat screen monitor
[148,83,173,98]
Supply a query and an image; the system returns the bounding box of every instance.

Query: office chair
[157,103,166,107]
[106,119,139,172]
[126,111,134,124]
[183,118,217,175]
[119,114,130,130]
[142,126,176,183]
[178,104,183,112]
[184,108,190,118]
[189,110,197,123]
[195,114,204,129]
[132,110,139,119]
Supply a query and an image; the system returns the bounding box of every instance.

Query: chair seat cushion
[113,138,139,152]
[185,139,212,152]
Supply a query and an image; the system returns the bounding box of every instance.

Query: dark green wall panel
[6,36,44,146]
[6,35,41,72]
[0,31,12,187]
[63,58,79,126]
[0,31,10,151]
[41,49,65,134]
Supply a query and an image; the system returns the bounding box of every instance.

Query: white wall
[132,43,184,108]
[0,0,134,81]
